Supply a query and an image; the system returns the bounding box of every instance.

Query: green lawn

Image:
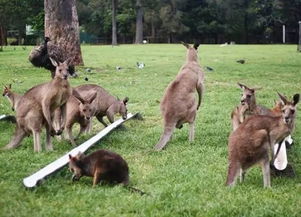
[0,44,301,217]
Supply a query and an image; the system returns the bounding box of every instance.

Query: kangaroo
[23,58,72,141]
[231,83,275,131]
[74,84,129,127]
[154,42,204,151]
[65,90,97,145]
[226,93,299,187]
[3,94,49,152]
[69,150,145,195]
[2,84,22,112]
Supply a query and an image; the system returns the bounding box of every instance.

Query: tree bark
[44,0,83,65]
[0,24,4,51]
[112,0,118,45]
[298,21,301,52]
[134,0,143,44]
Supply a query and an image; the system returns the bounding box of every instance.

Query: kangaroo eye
[83,109,86,112]
[59,69,62,73]
[282,109,285,113]
[291,110,295,114]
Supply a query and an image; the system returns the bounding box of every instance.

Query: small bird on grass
[236,59,245,64]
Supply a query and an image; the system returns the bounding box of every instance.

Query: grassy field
[0,44,301,217]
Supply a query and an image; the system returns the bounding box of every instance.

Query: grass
[0,44,301,217]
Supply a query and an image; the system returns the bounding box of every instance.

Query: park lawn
[0,44,301,217]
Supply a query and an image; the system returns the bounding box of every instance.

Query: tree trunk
[134,0,143,44]
[44,0,83,65]
[0,24,4,51]
[112,0,118,45]
[298,21,301,52]
[151,16,155,39]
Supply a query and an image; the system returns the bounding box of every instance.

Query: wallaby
[3,94,49,152]
[154,42,204,151]
[74,84,129,127]
[23,58,72,141]
[2,84,22,112]
[65,90,97,145]
[69,150,146,195]
[231,83,275,131]
[226,93,299,187]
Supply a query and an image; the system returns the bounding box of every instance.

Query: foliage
[0,44,301,216]
[1,0,301,43]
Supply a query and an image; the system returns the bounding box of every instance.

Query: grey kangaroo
[154,42,204,151]
[226,93,299,187]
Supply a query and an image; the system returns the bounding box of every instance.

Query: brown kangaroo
[69,150,145,194]
[154,42,204,151]
[226,93,299,187]
[3,94,48,152]
[74,84,129,127]
[23,58,72,139]
[2,84,22,112]
[231,83,275,131]
[65,90,97,145]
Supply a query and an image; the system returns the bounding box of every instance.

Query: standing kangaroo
[2,84,22,112]
[74,84,129,127]
[3,94,47,152]
[24,58,72,138]
[231,83,274,131]
[65,90,97,145]
[226,93,299,187]
[154,42,204,151]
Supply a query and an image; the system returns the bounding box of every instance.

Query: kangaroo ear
[72,89,86,104]
[181,41,190,49]
[238,82,247,90]
[277,92,288,105]
[293,94,300,105]
[8,84,12,89]
[64,57,73,66]
[76,151,84,160]
[87,92,97,104]
[49,57,58,67]
[69,154,73,160]
[123,97,129,105]
[193,43,200,50]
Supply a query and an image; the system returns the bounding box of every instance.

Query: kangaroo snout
[72,174,80,182]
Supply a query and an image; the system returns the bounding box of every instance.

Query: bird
[205,66,214,71]
[236,59,245,64]
[136,62,145,69]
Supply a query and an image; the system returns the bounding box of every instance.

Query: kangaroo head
[272,99,284,114]
[238,83,256,107]
[69,152,85,181]
[2,84,12,97]
[181,42,199,62]
[73,90,97,121]
[50,57,71,80]
[278,93,299,125]
[119,97,129,120]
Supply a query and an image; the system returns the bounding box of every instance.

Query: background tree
[112,0,118,45]
[45,0,83,65]
[134,0,144,43]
